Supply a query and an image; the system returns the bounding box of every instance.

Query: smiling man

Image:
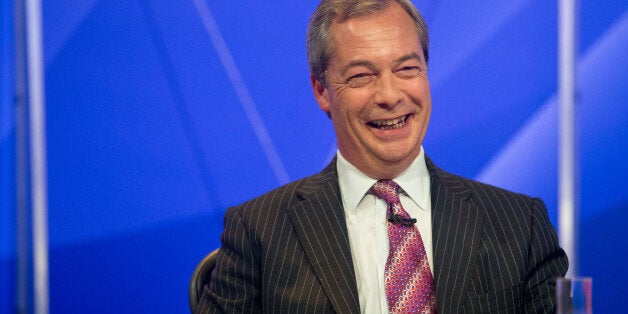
[311,0,431,181]
[196,1,568,313]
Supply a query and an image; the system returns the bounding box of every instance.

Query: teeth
[370,115,407,129]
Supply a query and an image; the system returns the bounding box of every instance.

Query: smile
[367,115,409,130]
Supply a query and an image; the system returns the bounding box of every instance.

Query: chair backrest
[188,248,220,312]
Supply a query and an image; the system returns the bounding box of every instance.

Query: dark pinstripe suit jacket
[197,157,568,313]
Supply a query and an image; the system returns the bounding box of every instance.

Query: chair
[189,248,220,312]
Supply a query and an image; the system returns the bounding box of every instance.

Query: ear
[310,74,331,117]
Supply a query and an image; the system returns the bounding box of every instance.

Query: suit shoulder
[463,175,535,202]
[427,159,540,210]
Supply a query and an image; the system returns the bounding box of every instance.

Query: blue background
[1,0,627,313]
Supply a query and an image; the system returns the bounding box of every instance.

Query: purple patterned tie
[371,180,436,313]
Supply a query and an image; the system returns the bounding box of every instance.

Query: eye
[397,66,422,78]
[346,73,374,87]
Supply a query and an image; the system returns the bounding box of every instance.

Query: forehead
[327,4,421,61]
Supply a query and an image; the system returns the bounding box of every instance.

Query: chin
[376,152,415,167]
[382,143,420,159]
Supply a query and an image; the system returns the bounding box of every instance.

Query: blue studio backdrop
[1,0,627,313]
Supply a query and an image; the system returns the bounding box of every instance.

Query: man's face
[311,3,431,179]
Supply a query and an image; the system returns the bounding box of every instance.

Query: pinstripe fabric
[196,159,359,313]
[428,158,568,313]
[196,156,568,313]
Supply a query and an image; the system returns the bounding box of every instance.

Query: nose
[373,73,403,109]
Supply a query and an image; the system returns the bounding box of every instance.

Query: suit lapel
[286,159,360,313]
[285,157,484,312]
[427,158,484,311]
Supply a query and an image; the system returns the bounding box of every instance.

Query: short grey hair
[306,0,429,85]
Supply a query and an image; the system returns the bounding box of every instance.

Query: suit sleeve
[195,206,261,314]
[523,197,569,313]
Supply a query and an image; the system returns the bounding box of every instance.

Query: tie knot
[370,179,401,205]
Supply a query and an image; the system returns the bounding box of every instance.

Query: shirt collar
[336,146,430,214]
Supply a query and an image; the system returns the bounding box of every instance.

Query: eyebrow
[340,60,374,77]
[339,52,423,77]
[393,53,422,67]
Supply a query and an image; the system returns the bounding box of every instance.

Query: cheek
[419,79,431,97]
[407,83,431,106]
[341,90,374,114]
[332,93,359,117]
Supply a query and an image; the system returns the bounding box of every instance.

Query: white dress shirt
[336,147,433,314]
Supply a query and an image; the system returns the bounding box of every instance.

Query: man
[196,0,568,313]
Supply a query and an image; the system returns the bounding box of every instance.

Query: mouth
[367,114,410,130]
